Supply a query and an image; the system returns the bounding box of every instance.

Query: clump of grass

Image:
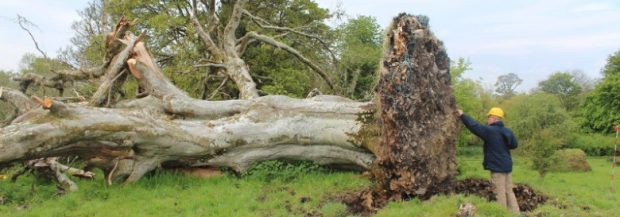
[0,161,369,217]
[2,158,619,216]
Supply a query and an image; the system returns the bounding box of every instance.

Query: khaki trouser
[491,172,520,213]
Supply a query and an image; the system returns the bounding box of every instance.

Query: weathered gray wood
[0,94,375,183]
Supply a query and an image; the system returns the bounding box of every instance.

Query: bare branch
[12,66,104,95]
[222,0,247,54]
[200,0,220,34]
[348,69,360,96]
[126,40,191,100]
[243,10,324,43]
[193,63,227,68]
[208,76,228,99]
[104,16,138,65]
[16,15,48,59]
[52,66,105,80]
[90,32,143,106]
[245,32,334,90]
[189,0,225,59]
[13,73,64,94]
[235,32,256,55]
[241,10,337,62]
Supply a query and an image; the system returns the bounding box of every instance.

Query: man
[457,107,520,213]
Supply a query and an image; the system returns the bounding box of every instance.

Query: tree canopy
[582,50,620,132]
[538,72,582,111]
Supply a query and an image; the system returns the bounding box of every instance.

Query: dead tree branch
[243,31,334,89]
[16,15,48,59]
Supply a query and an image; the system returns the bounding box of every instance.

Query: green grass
[1,157,619,217]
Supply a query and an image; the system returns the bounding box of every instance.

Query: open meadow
[1,156,617,217]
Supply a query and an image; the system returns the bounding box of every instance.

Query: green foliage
[548,149,591,172]
[100,0,335,99]
[582,50,620,132]
[528,129,562,178]
[451,58,495,147]
[494,72,522,100]
[602,50,620,77]
[500,93,578,177]
[4,157,620,216]
[334,15,383,100]
[245,45,314,97]
[242,160,326,183]
[242,0,334,97]
[538,72,582,111]
[501,93,577,143]
[450,57,472,84]
[0,162,368,217]
[456,146,483,156]
[458,157,620,217]
[377,194,511,217]
[567,133,616,156]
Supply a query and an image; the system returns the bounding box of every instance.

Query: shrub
[566,133,616,156]
[499,93,580,178]
[549,149,591,172]
[525,129,561,178]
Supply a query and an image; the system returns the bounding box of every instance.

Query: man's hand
[457,109,463,116]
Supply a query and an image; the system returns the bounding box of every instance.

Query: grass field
[1,157,618,217]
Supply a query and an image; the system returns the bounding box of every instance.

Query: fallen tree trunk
[0,94,375,183]
[0,14,459,205]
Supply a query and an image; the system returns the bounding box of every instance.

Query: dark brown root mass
[343,178,548,216]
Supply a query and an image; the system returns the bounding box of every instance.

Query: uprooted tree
[1,0,460,211]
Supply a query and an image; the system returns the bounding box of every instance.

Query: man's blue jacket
[460,114,518,173]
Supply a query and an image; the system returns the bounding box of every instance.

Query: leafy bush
[581,50,620,133]
[565,133,616,156]
[548,149,591,172]
[500,93,578,177]
[526,129,561,178]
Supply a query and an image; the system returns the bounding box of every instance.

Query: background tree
[101,0,334,99]
[0,12,462,213]
[538,71,582,111]
[334,15,382,100]
[569,69,596,94]
[451,58,495,146]
[582,50,620,132]
[501,93,577,177]
[494,72,522,100]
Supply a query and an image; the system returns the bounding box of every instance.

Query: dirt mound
[342,189,387,216]
[343,178,547,216]
[454,178,547,212]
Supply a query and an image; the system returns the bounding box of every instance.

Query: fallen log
[1,13,461,211]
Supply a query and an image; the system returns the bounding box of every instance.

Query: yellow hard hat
[487,107,504,119]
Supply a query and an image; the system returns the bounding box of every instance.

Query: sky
[1,0,619,92]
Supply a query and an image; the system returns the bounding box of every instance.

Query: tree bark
[0,95,375,182]
[0,14,459,207]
